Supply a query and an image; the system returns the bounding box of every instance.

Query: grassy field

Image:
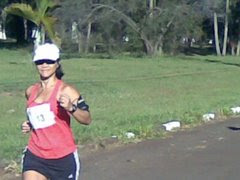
[1,48,240,164]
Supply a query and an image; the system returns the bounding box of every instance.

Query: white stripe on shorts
[21,146,28,171]
[73,150,80,180]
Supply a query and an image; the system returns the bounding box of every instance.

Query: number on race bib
[27,103,56,129]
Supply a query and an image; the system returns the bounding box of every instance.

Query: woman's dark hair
[56,59,64,79]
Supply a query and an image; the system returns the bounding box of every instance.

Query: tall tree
[222,0,229,56]
[229,1,240,56]
[88,0,202,56]
[55,0,95,53]
[4,0,61,47]
[214,12,222,55]
[201,0,224,56]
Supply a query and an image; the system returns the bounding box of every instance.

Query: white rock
[125,132,135,139]
[231,107,240,114]
[202,113,215,122]
[162,121,181,131]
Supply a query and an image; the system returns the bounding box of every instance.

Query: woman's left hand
[58,94,73,111]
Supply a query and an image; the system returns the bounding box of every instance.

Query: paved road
[80,118,240,180]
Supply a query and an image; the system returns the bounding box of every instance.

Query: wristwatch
[69,104,77,113]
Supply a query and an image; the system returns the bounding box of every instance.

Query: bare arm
[58,85,91,125]
[25,85,33,100]
[21,86,34,134]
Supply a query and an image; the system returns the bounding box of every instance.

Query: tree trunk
[23,19,28,41]
[78,31,84,53]
[1,12,7,40]
[71,21,78,43]
[85,21,92,54]
[222,0,229,56]
[156,45,163,56]
[143,39,164,56]
[140,30,158,56]
[141,31,164,56]
[231,46,235,56]
[40,25,45,44]
[34,28,41,49]
[21,0,28,41]
[236,40,240,56]
[149,0,155,18]
[144,39,154,56]
[154,35,164,56]
[214,12,221,56]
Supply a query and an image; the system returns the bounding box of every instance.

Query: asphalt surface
[80,118,240,180]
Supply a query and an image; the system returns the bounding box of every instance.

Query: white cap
[33,43,60,62]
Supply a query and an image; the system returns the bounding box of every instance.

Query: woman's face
[35,60,58,79]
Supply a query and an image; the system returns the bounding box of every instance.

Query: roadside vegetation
[1,0,240,177]
[1,48,240,165]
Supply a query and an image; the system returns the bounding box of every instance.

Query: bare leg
[23,170,48,180]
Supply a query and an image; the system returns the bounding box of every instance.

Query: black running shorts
[22,149,80,180]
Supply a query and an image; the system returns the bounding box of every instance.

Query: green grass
[1,48,240,163]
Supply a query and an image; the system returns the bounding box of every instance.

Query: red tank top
[26,80,76,159]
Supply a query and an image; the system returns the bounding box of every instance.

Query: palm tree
[4,0,61,47]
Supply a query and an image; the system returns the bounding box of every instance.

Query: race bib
[27,103,56,130]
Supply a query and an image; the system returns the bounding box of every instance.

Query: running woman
[21,43,91,180]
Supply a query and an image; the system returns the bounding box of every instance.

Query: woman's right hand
[21,121,31,134]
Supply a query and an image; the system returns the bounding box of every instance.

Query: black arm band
[77,95,89,112]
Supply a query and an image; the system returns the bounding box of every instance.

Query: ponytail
[56,60,64,79]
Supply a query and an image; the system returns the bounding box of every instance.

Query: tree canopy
[1,0,240,56]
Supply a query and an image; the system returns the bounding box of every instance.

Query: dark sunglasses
[34,59,56,65]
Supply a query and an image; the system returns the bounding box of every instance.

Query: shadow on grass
[183,46,215,56]
[203,59,240,68]
[181,46,240,68]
